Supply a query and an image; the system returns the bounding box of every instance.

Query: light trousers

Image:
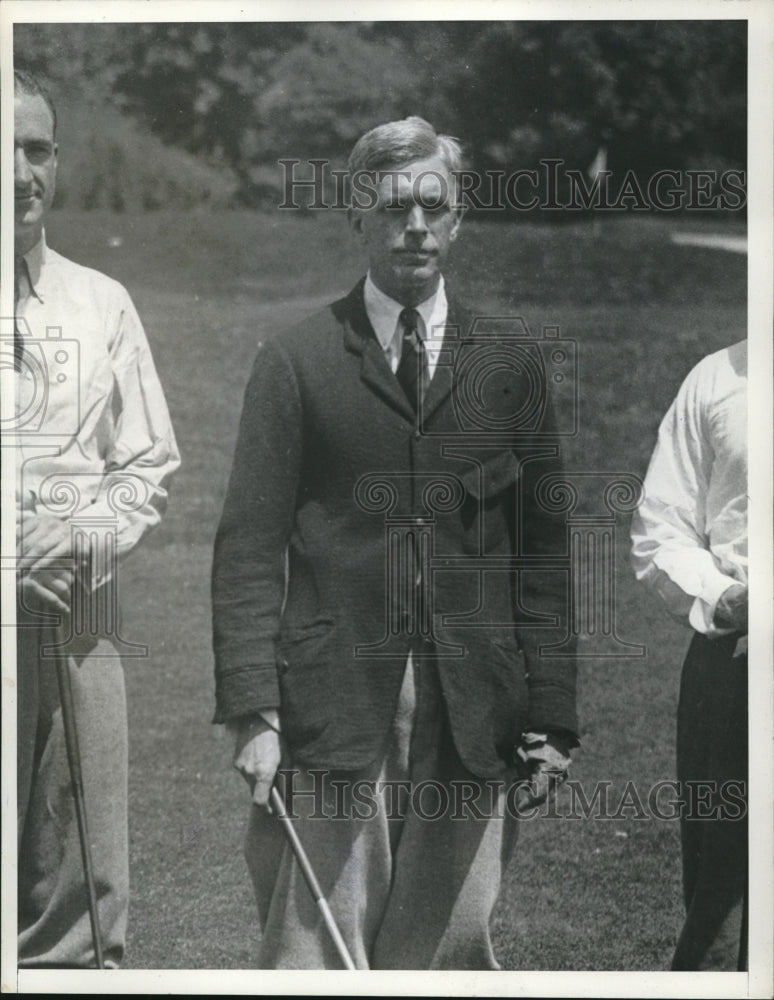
[17,622,129,968]
[244,653,518,969]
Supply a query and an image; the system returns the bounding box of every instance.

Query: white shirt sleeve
[630,360,740,637]
[83,286,180,560]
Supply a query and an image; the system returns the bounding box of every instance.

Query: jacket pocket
[276,617,336,665]
[459,451,519,500]
[275,618,337,746]
[459,451,518,553]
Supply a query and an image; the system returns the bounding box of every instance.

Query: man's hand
[16,513,81,615]
[513,732,573,813]
[17,567,74,616]
[231,712,284,806]
[18,512,76,569]
[713,583,748,633]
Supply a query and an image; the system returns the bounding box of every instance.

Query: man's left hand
[17,512,76,571]
[713,582,748,633]
[513,732,573,812]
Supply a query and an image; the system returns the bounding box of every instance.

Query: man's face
[349,155,462,306]
[14,91,57,254]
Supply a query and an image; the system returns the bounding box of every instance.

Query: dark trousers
[672,631,747,971]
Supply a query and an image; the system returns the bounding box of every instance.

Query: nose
[14,147,33,187]
[405,204,429,235]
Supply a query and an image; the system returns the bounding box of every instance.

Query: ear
[348,206,366,242]
[449,204,464,242]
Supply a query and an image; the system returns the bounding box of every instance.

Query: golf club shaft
[54,640,105,970]
[269,785,356,970]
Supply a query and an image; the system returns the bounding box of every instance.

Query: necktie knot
[400,307,420,336]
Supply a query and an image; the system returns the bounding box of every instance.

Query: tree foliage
[14,20,746,209]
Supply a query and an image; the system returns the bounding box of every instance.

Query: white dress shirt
[631,341,747,638]
[14,234,180,577]
[363,272,448,377]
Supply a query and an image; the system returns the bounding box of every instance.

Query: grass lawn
[45,207,746,970]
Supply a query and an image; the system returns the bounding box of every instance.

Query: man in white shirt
[213,117,578,968]
[13,69,180,967]
[631,341,747,970]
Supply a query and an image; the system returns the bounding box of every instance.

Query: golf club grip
[269,786,357,969]
[54,648,106,970]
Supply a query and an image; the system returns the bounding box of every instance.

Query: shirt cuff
[689,576,742,637]
[225,710,281,736]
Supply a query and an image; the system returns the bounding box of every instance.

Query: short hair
[347,116,462,201]
[14,68,57,136]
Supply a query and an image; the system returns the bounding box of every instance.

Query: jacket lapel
[338,280,416,420]
[336,279,470,426]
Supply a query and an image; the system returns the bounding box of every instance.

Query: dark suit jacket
[212,279,577,778]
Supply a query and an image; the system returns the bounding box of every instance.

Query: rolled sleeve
[630,361,741,638]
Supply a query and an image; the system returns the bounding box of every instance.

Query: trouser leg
[18,627,129,969]
[371,653,517,970]
[246,653,516,970]
[245,665,415,970]
[672,633,747,971]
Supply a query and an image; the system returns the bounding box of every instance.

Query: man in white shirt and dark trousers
[631,340,747,970]
[13,69,180,967]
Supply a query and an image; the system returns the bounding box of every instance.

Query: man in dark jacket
[212,117,577,969]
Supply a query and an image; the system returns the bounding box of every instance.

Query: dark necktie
[395,307,428,412]
[14,256,24,370]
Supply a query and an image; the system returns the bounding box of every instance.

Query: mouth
[395,249,435,263]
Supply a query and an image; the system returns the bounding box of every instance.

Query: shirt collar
[18,233,46,303]
[363,273,448,353]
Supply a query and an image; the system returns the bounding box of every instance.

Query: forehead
[14,91,55,141]
[373,155,454,204]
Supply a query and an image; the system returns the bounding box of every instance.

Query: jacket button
[413,430,421,440]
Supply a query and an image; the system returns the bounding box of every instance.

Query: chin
[15,219,42,253]
[395,262,436,283]
[16,207,41,229]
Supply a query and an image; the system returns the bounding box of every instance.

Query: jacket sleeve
[211,335,303,723]
[515,394,578,742]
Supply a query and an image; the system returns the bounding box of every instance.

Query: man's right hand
[232,713,283,806]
